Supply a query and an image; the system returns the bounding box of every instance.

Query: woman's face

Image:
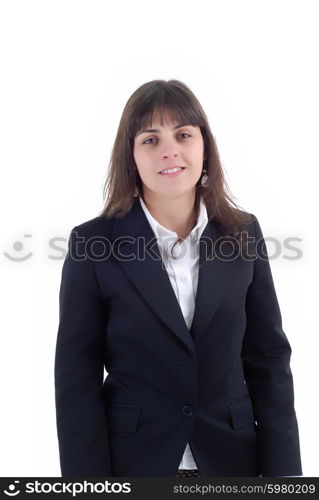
[133,109,205,201]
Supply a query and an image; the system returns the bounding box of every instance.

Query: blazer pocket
[227,395,256,429]
[106,404,142,433]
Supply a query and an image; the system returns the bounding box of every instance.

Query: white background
[0,0,318,477]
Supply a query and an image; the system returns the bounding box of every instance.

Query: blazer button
[182,405,193,416]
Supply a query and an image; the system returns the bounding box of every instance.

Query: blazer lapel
[190,220,238,342]
[111,199,195,354]
[110,198,237,352]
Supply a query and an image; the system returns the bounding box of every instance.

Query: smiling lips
[158,166,186,176]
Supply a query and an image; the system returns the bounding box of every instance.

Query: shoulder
[234,209,260,231]
[65,216,117,262]
[70,215,116,239]
[62,215,117,266]
[213,208,257,238]
[234,210,264,242]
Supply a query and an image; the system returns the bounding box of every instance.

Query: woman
[54,79,302,477]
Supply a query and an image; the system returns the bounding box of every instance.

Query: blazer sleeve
[54,226,111,476]
[241,214,302,477]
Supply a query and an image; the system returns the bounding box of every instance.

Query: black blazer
[54,198,302,477]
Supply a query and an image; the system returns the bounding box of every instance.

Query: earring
[201,168,209,187]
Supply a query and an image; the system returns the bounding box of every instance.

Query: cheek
[134,148,156,178]
[134,146,150,166]
[132,147,140,165]
[135,159,154,184]
[138,169,152,183]
[133,150,146,174]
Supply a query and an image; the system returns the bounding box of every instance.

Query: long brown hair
[99,79,252,239]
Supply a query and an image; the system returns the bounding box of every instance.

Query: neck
[141,190,198,239]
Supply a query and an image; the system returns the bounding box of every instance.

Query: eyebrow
[137,123,193,136]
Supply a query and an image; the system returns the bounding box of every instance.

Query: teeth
[160,167,182,174]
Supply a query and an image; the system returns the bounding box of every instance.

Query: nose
[163,153,178,159]
[159,136,180,159]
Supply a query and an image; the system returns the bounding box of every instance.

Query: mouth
[158,166,186,176]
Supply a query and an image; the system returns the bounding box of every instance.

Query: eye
[143,137,157,145]
[142,133,191,145]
